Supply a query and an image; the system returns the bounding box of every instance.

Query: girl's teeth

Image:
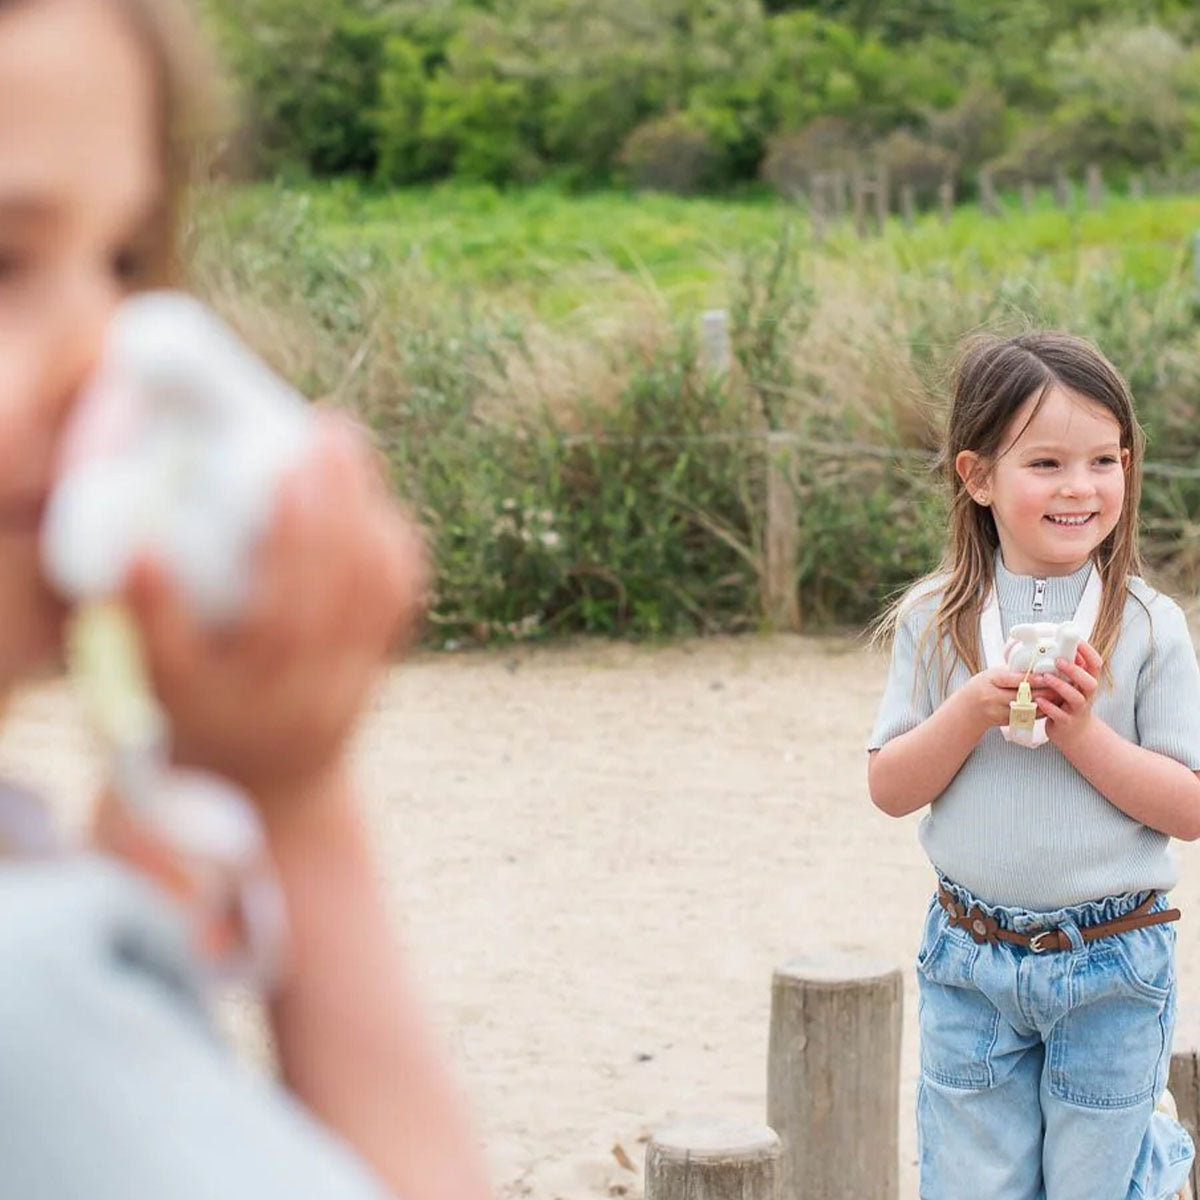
[1047,515,1092,526]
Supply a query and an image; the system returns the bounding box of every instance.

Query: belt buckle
[1029,930,1056,954]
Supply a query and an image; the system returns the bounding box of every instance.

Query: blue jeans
[917,877,1193,1200]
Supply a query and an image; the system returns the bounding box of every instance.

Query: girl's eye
[1095,455,1119,466]
[1030,459,1058,470]
[111,244,153,286]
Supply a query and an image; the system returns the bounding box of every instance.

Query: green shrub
[619,114,722,194]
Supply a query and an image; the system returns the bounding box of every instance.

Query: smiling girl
[869,332,1200,1200]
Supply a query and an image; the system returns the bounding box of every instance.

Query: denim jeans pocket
[917,919,999,1091]
[1046,927,1174,1109]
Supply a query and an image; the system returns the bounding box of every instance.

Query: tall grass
[187,184,1200,642]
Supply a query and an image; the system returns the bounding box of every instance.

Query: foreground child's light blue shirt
[870,557,1200,909]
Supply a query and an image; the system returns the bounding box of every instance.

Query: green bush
[190,184,1200,641]
[205,0,391,176]
[619,114,722,194]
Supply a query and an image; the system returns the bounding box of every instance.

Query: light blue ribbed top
[870,556,1200,909]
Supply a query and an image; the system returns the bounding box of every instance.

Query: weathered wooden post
[700,309,731,375]
[1129,173,1145,201]
[852,172,868,239]
[979,168,999,216]
[938,179,954,223]
[1086,162,1104,208]
[1054,168,1071,209]
[767,955,902,1200]
[1169,1006,1200,1200]
[900,184,915,230]
[1020,180,1035,214]
[873,169,889,232]
[646,1119,781,1200]
[764,431,800,633]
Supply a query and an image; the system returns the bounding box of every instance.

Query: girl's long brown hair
[880,331,1145,695]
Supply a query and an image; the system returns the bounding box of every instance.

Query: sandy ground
[3,633,1200,1200]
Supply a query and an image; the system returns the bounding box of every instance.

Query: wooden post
[1169,1006,1200,1200]
[1054,169,1071,209]
[873,169,889,232]
[764,432,800,633]
[700,309,731,375]
[938,180,954,223]
[1020,180,1035,214]
[1129,173,1144,201]
[900,184,915,229]
[767,955,902,1200]
[979,168,999,216]
[852,173,868,239]
[646,1119,780,1200]
[1086,162,1103,208]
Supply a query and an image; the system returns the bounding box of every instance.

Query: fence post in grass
[873,169,889,232]
[979,168,999,216]
[1054,168,1071,209]
[938,180,954,223]
[1129,173,1145,201]
[1086,163,1104,209]
[700,309,731,375]
[768,956,903,1200]
[646,1119,780,1200]
[1169,1007,1200,1200]
[852,172,868,239]
[1020,180,1035,214]
[900,184,915,230]
[764,431,800,633]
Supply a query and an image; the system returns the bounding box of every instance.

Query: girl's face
[0,0,161,686]
[956,384,1130,578]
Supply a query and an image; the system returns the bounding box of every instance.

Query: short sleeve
[1135,597,1200,769]
[868,607,938,751]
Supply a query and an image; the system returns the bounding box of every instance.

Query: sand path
[4,633,1199,1200]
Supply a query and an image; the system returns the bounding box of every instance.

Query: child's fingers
[1056,658,1097,698]
[1036,694,1067,721]
[1076,639,1103,674]
[1041,671,1085,711]
[123,557,205,686]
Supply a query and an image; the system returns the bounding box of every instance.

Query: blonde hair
[878,331,1145,696]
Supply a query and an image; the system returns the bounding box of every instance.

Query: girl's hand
[960,666,1052,734]
[1038,640,1101,749]
[123,414,427,815]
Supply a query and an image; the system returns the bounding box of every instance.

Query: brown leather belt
[937,885,1180,954]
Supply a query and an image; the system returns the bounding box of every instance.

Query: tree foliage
[202,0,1200,191]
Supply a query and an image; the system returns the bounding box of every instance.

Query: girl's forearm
[868,690,984,817]
[1056,720,1200,841]
[264,774,491,1200]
